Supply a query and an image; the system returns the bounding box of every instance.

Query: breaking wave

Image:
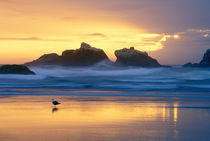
[0,65,210,96]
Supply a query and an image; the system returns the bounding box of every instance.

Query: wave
[0,65,210,95]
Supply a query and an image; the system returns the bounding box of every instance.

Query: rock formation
[200,49,210,67]
[0,65,35,75]
[114,47,161,67]
[184,49,210,67]
[25,53,61,66]
[61,42,109,66]
[25,42,109,66]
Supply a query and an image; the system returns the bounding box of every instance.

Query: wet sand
[0,95,210,141]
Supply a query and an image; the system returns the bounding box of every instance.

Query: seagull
[52,98,61,107]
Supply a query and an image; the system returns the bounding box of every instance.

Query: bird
[52,98,61,107]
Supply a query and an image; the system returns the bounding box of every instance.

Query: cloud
[203,34,209,38]
[149,28,210,65]
[0,37,42,41]
[187,29,210,34]
[60,0,210,33]
[0,36,71,42]
[86,33,107,38]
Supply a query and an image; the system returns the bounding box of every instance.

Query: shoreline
[0,95,210,141]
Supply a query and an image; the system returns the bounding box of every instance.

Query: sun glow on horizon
[173,35,180,39]
[0,31,180,64]
[0,0,181,64]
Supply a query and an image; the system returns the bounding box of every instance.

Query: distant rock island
[184,49,210,67]
[25,42,109,66]
[0,65,35,75]
[115,47,161,67]
[25,42,162,67]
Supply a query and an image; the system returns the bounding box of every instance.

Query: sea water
[0,65,210,97]
[0,66,210,141]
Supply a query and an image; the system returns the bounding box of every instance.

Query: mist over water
[0,64,210,97]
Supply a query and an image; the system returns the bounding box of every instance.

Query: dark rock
[183,49,210,67]
[183,62,200,67]
[114,47,161,67]
[183,62,193,67]
[200,49,210,67]
[61,42,109,66]
[25,42,109,66]
[25,53,61,66]
[0,65,35,75]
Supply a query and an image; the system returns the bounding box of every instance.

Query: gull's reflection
[52,107,59,114]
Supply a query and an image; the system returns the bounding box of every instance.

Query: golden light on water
[1,96,210,141]
[174,103,178,123]
[0,99,165,125]
[0,96,180,127]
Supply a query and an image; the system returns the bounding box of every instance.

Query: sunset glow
[0,0,210,65]
[1,1,210,141]
[0,0,183,64]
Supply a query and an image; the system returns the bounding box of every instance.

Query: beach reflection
[173,103,178,123]
[0,96,210,141]
[52,107,59,114]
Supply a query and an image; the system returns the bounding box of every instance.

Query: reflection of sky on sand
[0,96,210,141]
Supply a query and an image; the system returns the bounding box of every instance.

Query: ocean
[1,65,210,141]
[0,65,210,97]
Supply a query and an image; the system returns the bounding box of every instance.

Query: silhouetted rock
[183,62,200,67]
[0,65,35,75]
[114,47,161,67]
[184,49,210,67]
[61,42,109,66]
[183,62,193,67]
[200,49,210,67]
[25,53,61,66]
[25,42,109,66]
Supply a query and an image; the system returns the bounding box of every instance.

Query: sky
[0,0,210,65]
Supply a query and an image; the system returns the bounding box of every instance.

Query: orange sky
[1,0,209,64]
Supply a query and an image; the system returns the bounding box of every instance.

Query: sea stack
[184,49,210,67]
[60,42,109,66]
[114,47,161,67]
[25,53,61,66]
[0,65,35,75]
[199,49,210,67]
[25,42,109,66]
